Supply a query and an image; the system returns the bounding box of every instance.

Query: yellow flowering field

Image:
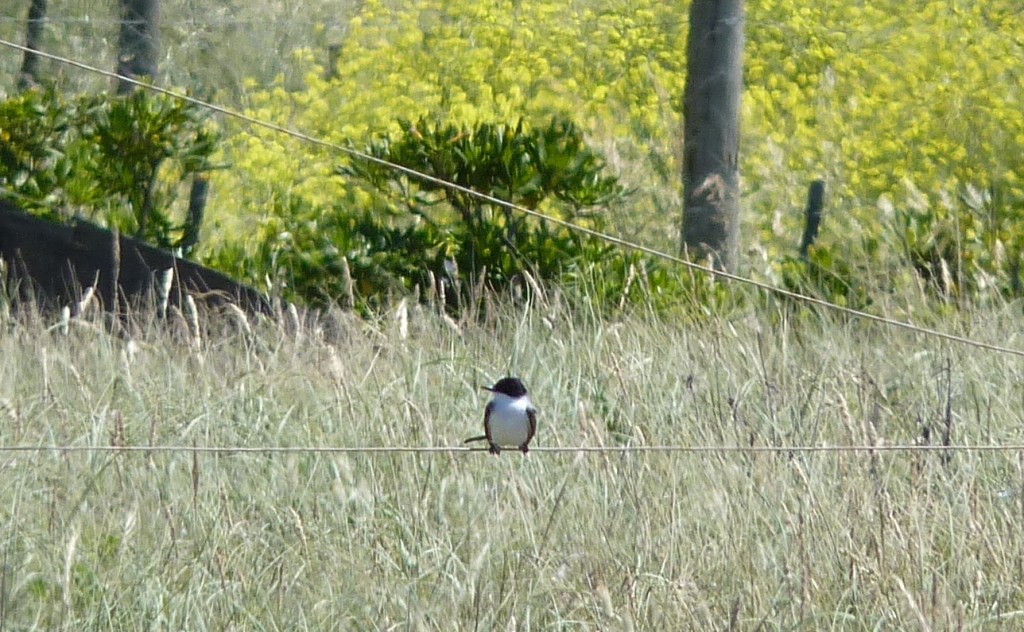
[211,0,1023,294]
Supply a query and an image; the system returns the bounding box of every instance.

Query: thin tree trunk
[681,0,745,272]
[116,0,159,93]
[18,0,48,89]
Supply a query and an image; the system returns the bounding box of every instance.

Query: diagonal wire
[1,39,1023,358]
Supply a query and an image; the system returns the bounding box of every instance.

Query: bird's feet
[519,443,530,454]
[488,443,501,455]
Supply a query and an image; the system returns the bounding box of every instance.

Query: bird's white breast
[488,393,533,446]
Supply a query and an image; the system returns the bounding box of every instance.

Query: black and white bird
[464,377,537,454]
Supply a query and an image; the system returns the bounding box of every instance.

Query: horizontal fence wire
[0,444,1023,455]
[1,39,1023,360]
[1,38,1022,464]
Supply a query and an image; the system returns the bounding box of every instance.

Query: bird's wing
[526,407,537,444]
[483,401,494,444]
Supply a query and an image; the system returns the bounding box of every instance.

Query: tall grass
[2,290,1024,629]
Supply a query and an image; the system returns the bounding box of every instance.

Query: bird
[464,377,537,455]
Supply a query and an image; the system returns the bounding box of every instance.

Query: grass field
[2,292,1024,629]
[2,3,1024,627]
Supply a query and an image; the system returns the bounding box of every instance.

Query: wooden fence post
[17,0,48,89]
[799,180,825,259]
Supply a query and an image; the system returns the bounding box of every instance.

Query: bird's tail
[463,435,487,444]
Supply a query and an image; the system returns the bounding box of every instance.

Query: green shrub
[0,88,83,219]
[210,117,665,312]
[895,184,1022,302]
[776,247,872,310]
[0,88,218,252]
[345,117,624,293]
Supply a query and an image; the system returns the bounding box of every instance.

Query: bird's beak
[480,385,494,392]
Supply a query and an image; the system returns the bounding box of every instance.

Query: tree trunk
[681,0,745,272]
[116,0,159,93]
[17,0,48,90]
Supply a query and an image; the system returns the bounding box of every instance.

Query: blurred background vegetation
[1,0,1022,314]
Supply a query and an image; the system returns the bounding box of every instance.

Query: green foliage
[214,117,637,312]
[0,88,84,219]
[86,90,219,250]
[887,183,1023,301]
[208,0,1024,309]
[560,250,741,320]
[347,117,625,293]
[777,248,872,310]
[209,196,438,310]
[349,118,623,214]
[0,87,218,252]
